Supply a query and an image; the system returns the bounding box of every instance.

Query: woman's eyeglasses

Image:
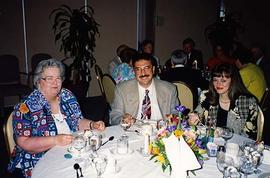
[41,76,62,84]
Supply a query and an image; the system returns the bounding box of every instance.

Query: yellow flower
[156,154,165,164]
[19,103,29,114]
[152,146,160,155]
[199,148,207,154]
[174,129,184,138]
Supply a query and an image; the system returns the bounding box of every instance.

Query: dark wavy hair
[207,63,253,105]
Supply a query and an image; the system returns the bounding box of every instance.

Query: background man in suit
[110,53,179,125]
[183,38,203,70]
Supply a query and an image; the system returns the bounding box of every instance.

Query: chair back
[31,53,52,72]
[101,74,116,104]
[94,64,105,96]
[260,88,269,112]
[257,106,264,141]
[3,112,16,155]
[173,81,196,111]
[0,55,20,84]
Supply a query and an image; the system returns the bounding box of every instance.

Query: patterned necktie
[141,89,151,120]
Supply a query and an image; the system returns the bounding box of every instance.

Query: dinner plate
[109,148,134,156]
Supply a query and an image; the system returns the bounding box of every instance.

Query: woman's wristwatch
[89,121,94,130]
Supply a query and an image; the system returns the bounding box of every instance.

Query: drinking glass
[220,126,234,145]
[224,166,241,178]
[117,135,129,154]
[239,155,254,178]
[89,132,102,153]
[251,151,263,174]
[157,119,168,130]
[93,154,108,178]
[216,152,234,176]
[120,118,131,135]
[73,133,87,158]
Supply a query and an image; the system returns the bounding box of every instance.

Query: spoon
[73,163,80,178]
[101,136,114,146]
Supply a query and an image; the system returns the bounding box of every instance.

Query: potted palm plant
[50,4,100,98]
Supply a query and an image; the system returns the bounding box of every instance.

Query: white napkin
[163,135,201,178]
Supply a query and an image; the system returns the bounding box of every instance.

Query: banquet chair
[94,64,105,96]
[173,81,197,111]
[101,74,116,105]
[28,53,52,87]
[0,55,32,117]
[3,112,15,155]
[257,106,264,141]
[260,88,269,112]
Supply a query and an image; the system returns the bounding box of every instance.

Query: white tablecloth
[32,126,270,178]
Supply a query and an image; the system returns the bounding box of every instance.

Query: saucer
[109,148,134,156]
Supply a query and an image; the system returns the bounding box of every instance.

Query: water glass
[220,126,234,145]
[93,154,108,178]
[117,135,129,154]
[73,133,87,157]
[89,132,102,152]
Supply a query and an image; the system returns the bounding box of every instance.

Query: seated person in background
[250,43,270,87]
[140,40,160,67]
[182,38,203,69]
[8,59,105,178]
[207,44,235,70]
[110,53,179,125]
[160,49,208,97]
[189,63,259,139]
[108,44,129,75]
[233,46,267,102]
[112,48,137,84]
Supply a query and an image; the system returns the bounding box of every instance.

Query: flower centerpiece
[149,105,207,175]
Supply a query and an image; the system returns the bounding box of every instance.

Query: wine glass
[251,151,263,174]
[120,118,131,135]
[93,154,108,178]
[224,166,241,178]
[220,126,234,145]
[216,152,235,176]
[73,133,87,160]
[157,119,168,130]
[239,155,254,178]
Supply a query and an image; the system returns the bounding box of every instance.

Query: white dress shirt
[136,80,163,121]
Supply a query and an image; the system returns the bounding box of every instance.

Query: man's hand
[92,121,105,131]
[122,113,135,126]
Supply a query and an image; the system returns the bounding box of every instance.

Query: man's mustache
[139,75,149,78]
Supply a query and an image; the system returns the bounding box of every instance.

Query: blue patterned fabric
[112,63,135,84]
[8,88,82,178]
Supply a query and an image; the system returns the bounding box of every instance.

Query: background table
[32,125,270,178]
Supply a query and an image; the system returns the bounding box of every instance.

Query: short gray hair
[171,50,187,65]
[33,58,65,88]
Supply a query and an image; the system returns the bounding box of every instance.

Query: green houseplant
[50,4,100,98]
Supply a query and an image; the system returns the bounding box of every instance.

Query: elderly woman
[189,63,259,139]
[8,59,105,178]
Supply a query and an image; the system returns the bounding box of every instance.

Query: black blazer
[186,49,203,69]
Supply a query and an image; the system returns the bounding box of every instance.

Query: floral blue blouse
[112,63,135,84]
[8,88,82,178]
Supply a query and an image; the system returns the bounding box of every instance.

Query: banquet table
[32,125,270,178]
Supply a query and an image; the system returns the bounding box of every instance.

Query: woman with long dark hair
[189,63,259,139]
